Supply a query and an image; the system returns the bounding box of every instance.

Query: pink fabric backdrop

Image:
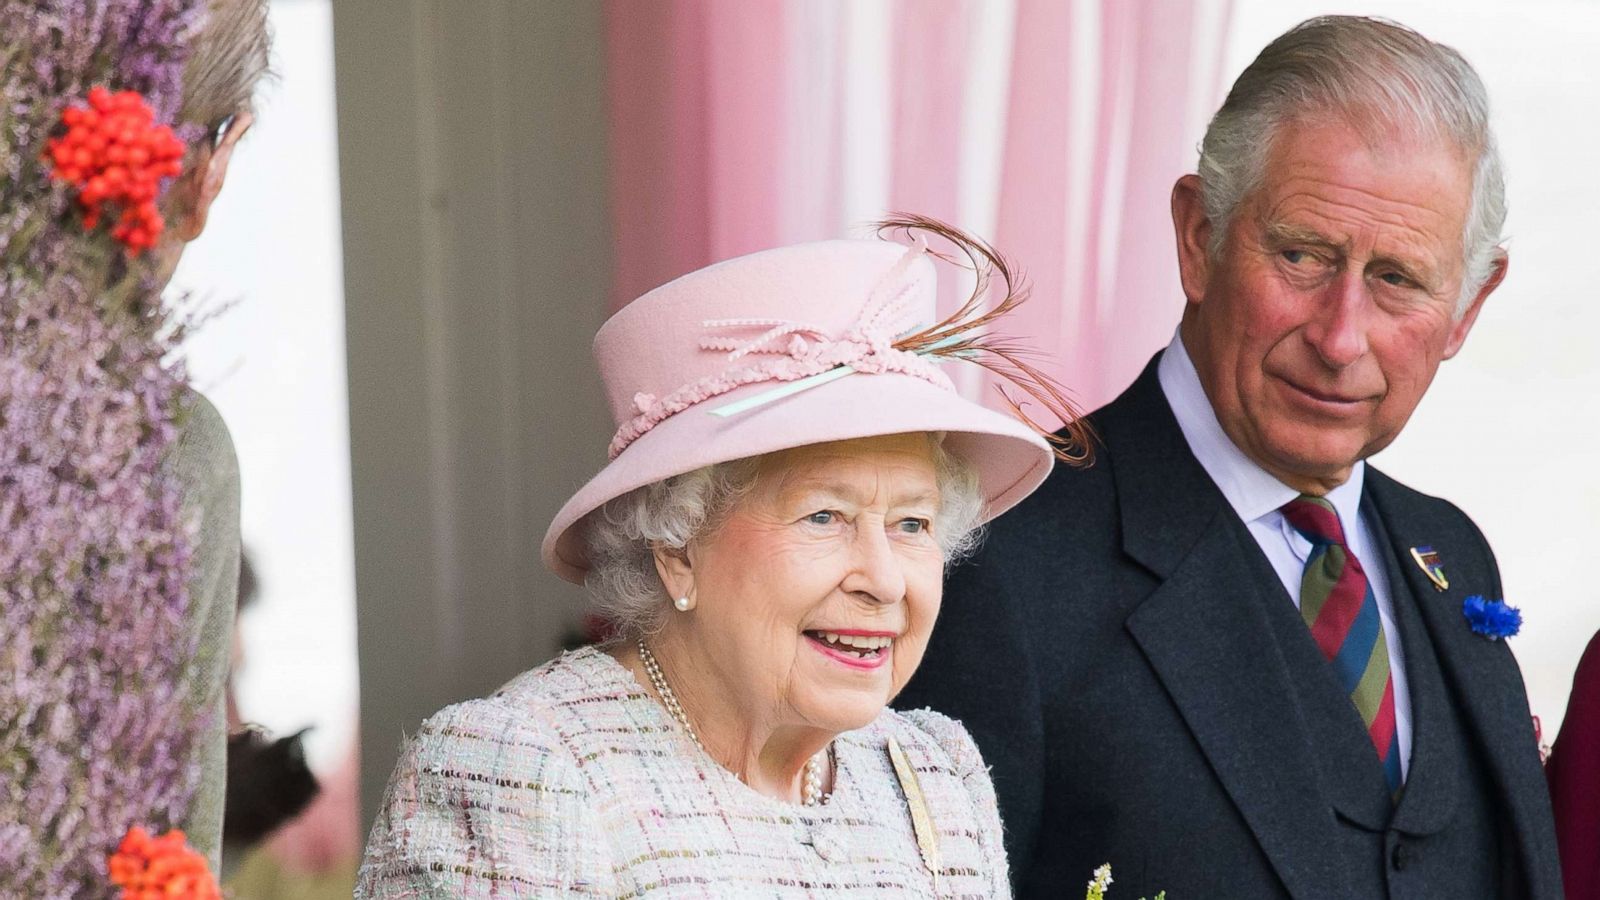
[889,0,972,324]
[998,0,1219,409]
[604,0,1232,414]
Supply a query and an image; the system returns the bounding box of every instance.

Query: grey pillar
[333,1,613,833]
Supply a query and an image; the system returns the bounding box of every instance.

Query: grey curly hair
[1197,15,1504,315]
[581,435,985,639]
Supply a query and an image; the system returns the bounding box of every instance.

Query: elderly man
[898,16,1562,899]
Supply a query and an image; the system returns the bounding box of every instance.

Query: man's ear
[175,111,254,242]
[1171,173,1214,306]
[651,542,694,604]
[1444,250,1507,359]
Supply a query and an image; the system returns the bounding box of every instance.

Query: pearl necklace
[637,639,829,806]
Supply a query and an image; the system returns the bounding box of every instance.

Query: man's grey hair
[1197,15,1504,315]
[180,0,273,137]
[581,435,986,639]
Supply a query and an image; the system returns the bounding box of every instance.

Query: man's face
[1175,119,1502,493]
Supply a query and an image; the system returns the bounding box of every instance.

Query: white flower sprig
[1087,864,1167,900]
[1087,864,1114,900]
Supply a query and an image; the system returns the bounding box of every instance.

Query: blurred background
[170,0,1600,893]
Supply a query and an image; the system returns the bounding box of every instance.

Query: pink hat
[542,229,1072,584]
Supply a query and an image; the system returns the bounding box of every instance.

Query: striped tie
[1281,495,1402,793]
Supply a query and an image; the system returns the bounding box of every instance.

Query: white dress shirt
[1157,332,1412,780]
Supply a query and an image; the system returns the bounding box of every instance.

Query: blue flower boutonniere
[1462,595,1522,640]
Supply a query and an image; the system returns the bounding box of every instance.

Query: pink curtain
[991,0,1077,408]
[604,0,1232,413]
[604,0,840,307]
[887,0,971,323]
[998,0,1221,410]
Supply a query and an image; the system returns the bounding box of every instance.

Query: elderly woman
[356,219,1085,897]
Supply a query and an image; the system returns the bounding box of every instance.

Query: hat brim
[541,371,1053,584]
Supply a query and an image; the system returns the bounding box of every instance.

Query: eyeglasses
[209,112,238,151]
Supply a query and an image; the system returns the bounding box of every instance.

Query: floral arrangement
[0,1,213,896]
[1462,594,1522,641]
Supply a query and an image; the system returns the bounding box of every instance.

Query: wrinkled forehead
[1262,112,1475,193]
[1250,118,1474,249]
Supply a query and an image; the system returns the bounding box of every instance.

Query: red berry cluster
[107,826,221,900]
[45,86,186,255]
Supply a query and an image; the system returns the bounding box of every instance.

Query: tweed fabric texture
[355,647,1010,898]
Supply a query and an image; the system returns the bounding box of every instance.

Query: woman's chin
[793,677,893,735]
[782,634,921,733]
[805,705,886,736]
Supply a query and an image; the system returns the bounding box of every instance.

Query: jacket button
[1391,842,1415,871]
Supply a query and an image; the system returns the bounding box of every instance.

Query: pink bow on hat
[608,239,955,459]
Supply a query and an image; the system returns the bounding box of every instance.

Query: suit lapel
[1126,522,1351,900]
[1365,470,1561,897]
[1107,359,1348,900]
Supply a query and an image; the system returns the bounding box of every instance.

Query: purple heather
[1,1,213,896]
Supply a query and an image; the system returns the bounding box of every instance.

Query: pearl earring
[674,595,694,612]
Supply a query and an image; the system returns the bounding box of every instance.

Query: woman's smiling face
[662,433,947,736]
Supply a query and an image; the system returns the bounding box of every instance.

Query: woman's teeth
[810,631,893,658]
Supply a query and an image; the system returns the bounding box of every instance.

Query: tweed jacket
[169,390,241,869]
[897,354,1562,899]
[356,646,1011,898]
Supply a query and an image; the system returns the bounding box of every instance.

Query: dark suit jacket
[1549,630,1600,898]
[898,355,1561,898]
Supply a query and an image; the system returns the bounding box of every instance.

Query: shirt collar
[1157,330,1365,527]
